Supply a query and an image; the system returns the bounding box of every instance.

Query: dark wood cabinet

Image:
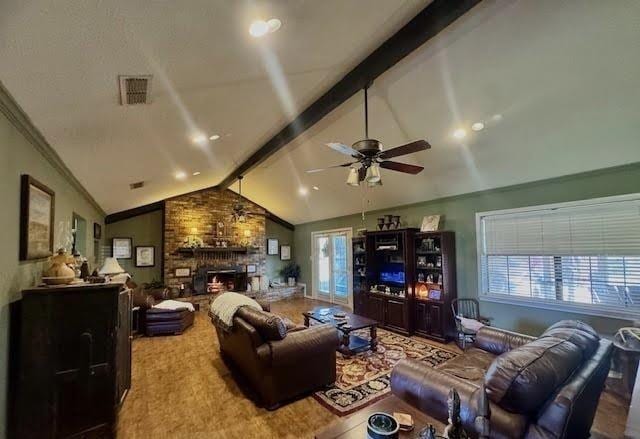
[10,283,131,438]
[353,229,456,341]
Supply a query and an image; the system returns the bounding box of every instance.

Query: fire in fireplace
[193,266,247,295]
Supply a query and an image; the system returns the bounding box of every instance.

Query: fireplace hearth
[193,266,247,295]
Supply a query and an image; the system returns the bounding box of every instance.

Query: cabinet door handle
[81,332,95,375]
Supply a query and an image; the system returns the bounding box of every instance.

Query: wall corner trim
[0,81,106,216]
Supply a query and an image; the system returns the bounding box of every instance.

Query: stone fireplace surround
[164,187,266,290]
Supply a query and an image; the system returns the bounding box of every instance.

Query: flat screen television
[379,263,405,285]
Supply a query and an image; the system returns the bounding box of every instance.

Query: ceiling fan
[231,176,264,223]
[306,84,430,186]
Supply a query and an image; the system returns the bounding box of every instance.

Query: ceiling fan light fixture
[367,178,382,188]
[365,163,381,183]
[346,167,360,186]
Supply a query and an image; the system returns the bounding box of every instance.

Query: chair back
[451,298,480,320]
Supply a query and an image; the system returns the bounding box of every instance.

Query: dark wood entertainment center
[352,229,456,341]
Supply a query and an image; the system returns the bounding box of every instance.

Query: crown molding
[0,81,106,216]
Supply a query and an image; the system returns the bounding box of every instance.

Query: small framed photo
[174,267,191,277]
[280,245,291,261]
[19,175,55,261]
[267,238,279,255]
[93,222,102,239]
[246,264,257,274]
[428,289,442,301]
[135,246,155,267]
[420,215,441,232]
[112,237,132,259]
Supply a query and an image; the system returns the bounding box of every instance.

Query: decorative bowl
[42,276,76,286]
[367,412,399,439]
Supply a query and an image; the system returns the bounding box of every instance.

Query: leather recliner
[391,320,612,439]
[212,305,339,409]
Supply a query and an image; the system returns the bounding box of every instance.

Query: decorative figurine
[444,388,468,439]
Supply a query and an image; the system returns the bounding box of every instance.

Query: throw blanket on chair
[210,292,261,332]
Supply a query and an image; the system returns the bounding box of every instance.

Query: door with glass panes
[312,229,352,305]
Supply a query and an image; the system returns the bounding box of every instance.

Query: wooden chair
[451,298,491,350]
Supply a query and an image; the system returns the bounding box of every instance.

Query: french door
[312,229,352,306]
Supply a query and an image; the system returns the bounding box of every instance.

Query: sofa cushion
[484,337,583,413]
[541,320,600,358]
[236,306,287,341]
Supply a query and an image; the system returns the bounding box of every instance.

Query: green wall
[0,87,105,437]
[294,163,640,336]
[265,219,294,281]
[105,210,164,284]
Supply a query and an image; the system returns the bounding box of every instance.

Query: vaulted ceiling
[2,1,639,225]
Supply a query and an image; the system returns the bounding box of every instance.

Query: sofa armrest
[474,326,536,356]
[264,324,338,367]
[391,358,479,422]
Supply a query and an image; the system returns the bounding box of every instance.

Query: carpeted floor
[116,297,629,439]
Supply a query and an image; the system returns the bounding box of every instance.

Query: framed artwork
[19,175,55,260]
[112,237,132,259]
[420,215,441,232]
[246,264,257,274]
[93,222,102,239]
[174,267,191,277]
[280,245,291,261]
[267,238,279,255]
[135,246,155,267]
[428,289,442,301]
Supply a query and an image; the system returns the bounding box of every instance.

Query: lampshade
[346,167,360,186]
[98,257,125,275]
[367,178,382,188]
[365,163,381,183]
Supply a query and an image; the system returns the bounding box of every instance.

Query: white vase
[251,277,260,292]
[288,277,296,287]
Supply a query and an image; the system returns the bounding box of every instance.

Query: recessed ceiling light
[191,133,207,145]
[312,186,320,191]
[471,122,485,132]
[209,134,221,141]
[249,20,270,37]
[192,171,201,176]
[491,114,503,122]
[175,171,187,180]
[249,18,281,37]
[298,187,309,196]
[453,128,467,140]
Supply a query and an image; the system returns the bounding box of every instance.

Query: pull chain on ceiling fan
[306,82,431,186]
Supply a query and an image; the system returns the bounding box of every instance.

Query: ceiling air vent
[118,75,152,105]
[129,181,145,190]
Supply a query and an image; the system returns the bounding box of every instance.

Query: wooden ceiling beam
[217,0,482,189]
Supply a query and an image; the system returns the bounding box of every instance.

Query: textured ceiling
[0,0,428,213]
[2,1,639,225]
[237,0,640,224]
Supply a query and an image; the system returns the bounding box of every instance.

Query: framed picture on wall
[112,237,132,259]
[246,264,257,274]
[174,267,191,277]
[93,222,102,239]
[267,238,279,255]
[19,175,55,261]
[135,246,155,267]
[280,245,291,261]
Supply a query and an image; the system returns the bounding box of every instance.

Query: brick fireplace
[163,187,266,290]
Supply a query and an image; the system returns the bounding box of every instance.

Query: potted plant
[280,262,300,287]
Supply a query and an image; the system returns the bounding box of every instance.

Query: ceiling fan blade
[305,162,356,173]
[378,140,430,160]
[379,160,424,175]
[327,142,363,158]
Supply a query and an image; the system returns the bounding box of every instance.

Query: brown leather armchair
[213,305,339,409]
[391,321,612,439]
[131,284,194,336]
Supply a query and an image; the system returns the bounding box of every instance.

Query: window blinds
[478,196,640,319]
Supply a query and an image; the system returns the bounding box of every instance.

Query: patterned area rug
[313,328,459,416]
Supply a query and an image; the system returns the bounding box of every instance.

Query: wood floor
[117,297,629,439]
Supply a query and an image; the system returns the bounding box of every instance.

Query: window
[311,229,352,305]
[476,194,640,319]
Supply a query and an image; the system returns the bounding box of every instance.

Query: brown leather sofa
[213,305,339,409]
[391,320,612,439]
[131,284,194,336]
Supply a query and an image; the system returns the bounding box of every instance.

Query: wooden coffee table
[303,306,378,356]
[315,395,442,438]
